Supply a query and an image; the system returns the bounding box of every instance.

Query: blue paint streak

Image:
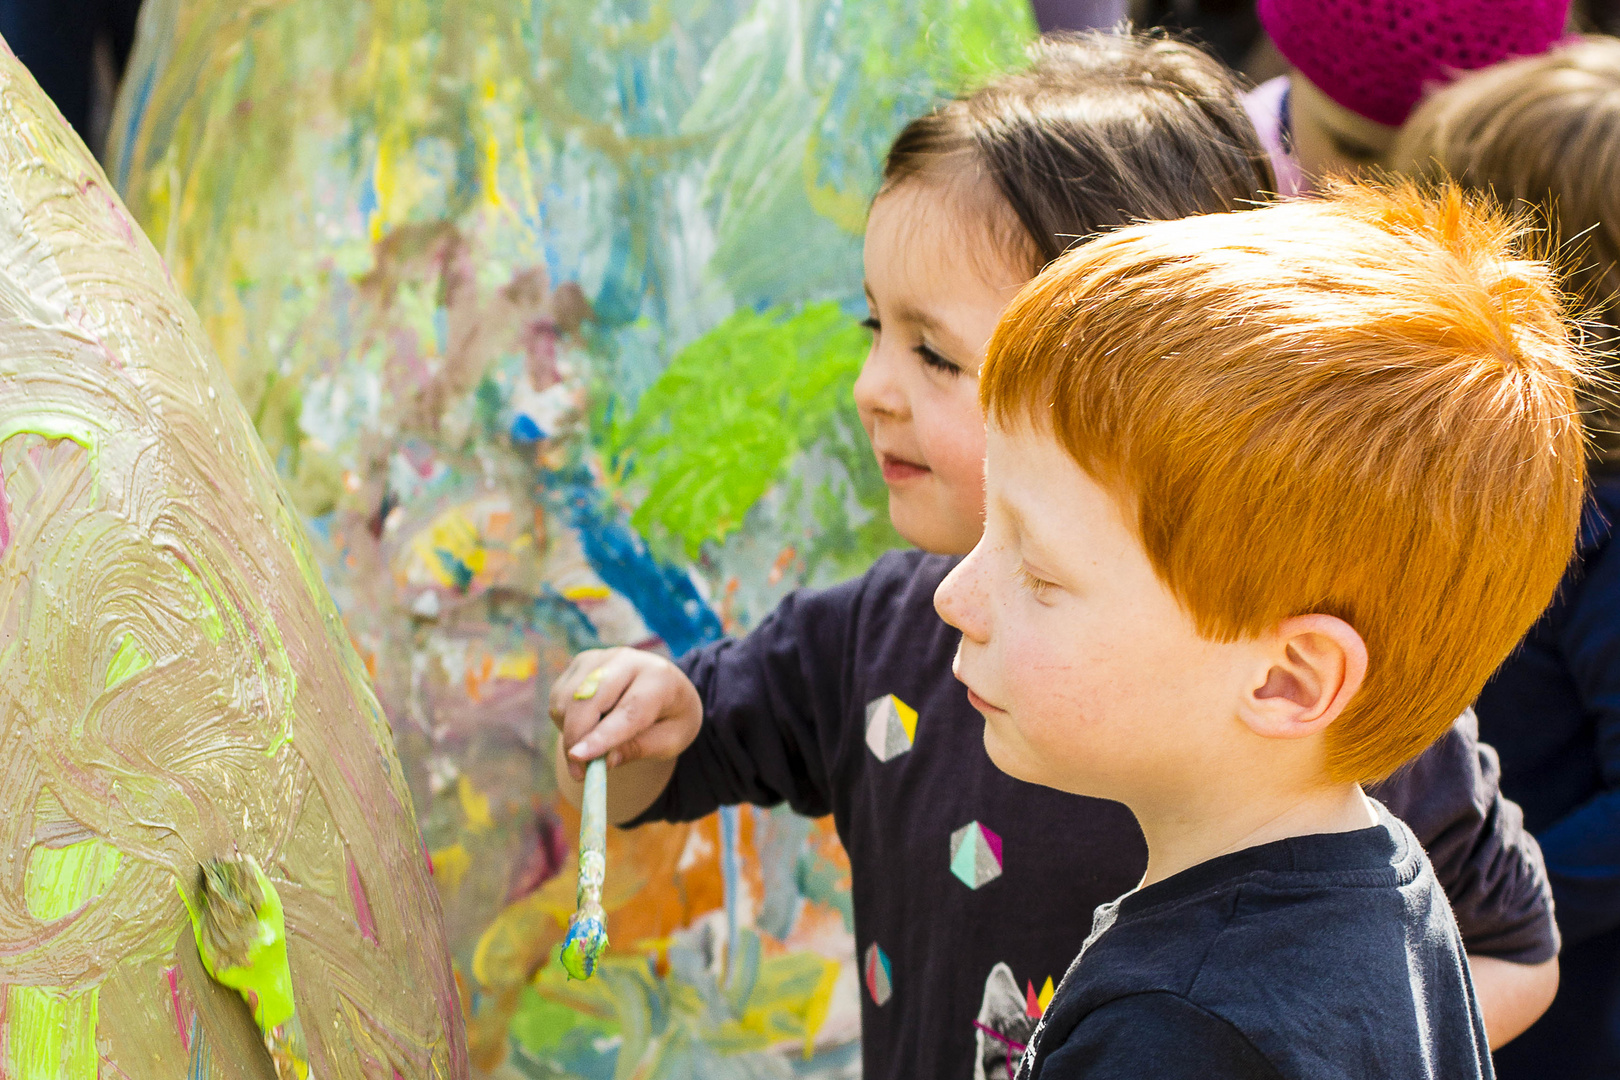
[510,413,543,443]
[116,61,158,194]
[549,466,721,657]
[720,804,741,980]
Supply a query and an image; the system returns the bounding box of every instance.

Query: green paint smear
[609,301,871,560]
[26,839,123,920]
[13,840,121,1080]
[104,634,153,689]
[5,986,100,1080]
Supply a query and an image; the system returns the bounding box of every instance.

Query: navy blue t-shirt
[1018,806,1491,1080]
[1477,478,1620,1079]
[636,550,1555,1080]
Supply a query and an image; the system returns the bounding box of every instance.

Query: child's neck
[1134,780,1376,890]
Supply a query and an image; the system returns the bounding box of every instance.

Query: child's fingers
[566,678,665,763]
[607,717,692,767]
[548,648,613,728]
[557,657,640,754]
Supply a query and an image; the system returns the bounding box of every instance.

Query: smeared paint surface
[0,39,464,1080]
[109,0,1035,1073]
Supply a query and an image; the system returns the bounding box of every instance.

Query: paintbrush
[188,855,312,1080]
[560,668,611,980]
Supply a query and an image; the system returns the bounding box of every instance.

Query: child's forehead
[866,178,1030,296]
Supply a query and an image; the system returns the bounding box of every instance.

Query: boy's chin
[981,723,1046,788]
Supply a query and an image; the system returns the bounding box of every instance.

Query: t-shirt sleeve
[627,565,874,824]
[1368,710,1559,963]
[1029,993,1283,1080]
[1545,526,1620,945]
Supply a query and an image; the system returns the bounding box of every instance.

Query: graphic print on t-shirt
[950,820,1004,889]
[865,941,893,1006]
[864,693,918,761]
[974,962,1052,1080]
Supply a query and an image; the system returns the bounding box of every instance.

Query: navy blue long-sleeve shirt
[1478,478,1620,1079]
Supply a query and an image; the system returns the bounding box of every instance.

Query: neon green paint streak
[182,565,225,644]
[104,634,152,689]
[5,985,99,1080]
[26,839,123,920]
[0,415,102,502]
[9,840,123,1080]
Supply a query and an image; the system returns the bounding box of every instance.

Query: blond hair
[982,184,1588,783]
[1395,36,1620,468]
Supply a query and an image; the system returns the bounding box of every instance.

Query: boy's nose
[935,545,991,644]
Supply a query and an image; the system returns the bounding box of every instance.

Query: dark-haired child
[947,179,1584,1080]
[1396,37,1620,1079]
[552,32,1559,1078]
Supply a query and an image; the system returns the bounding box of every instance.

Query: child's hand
[548,647,702,782]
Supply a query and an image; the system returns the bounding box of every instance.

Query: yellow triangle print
[893,696,918,743]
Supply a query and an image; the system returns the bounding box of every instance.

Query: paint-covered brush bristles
[561,756,609,980]
[189,856,312,1080]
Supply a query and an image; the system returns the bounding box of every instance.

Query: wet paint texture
[0,36,464,1080]
[109,0,1034,1074]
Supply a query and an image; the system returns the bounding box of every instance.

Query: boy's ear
[1240,614,1368,741]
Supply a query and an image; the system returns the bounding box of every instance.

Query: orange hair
[982,183,1589,783]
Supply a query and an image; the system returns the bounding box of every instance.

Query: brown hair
[1395,36,1620,469]
[983,183,1588,783]
[881,30,1277,276]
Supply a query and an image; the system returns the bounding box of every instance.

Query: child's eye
[1016,564,1056,599]
[916,343,964,377]
[860,316,880,335]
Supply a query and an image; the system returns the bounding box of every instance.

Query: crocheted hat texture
[1257,0,1569,127]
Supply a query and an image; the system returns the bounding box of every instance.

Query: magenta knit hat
[1257,0,1570,127]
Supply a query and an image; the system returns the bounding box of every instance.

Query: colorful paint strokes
[0,35,463,1080]
[110,0,1035,1074]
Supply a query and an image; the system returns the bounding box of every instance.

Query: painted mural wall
[109,2,1035,1076]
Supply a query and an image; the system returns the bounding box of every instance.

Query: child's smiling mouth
[879,452,930,483]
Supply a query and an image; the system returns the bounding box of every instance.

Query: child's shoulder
[1033,811,1488,1079]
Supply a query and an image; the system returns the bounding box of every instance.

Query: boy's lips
[879,453,929,483]
[964,685,1006,715]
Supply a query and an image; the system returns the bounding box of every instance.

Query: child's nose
[935,546,991,643]
[853,343,908,420]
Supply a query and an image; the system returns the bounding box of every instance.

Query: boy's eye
[860,316,880,335]
[1016,564,1056,599]
[916,343,964,377]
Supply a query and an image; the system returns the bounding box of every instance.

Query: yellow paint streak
[5,985,99,1080]
[11,840,122,1080]
[430,842,471,895]
[457,774,493,833]
[104,634,152,689]
[801,957,840,1059]
[26,839,123,920]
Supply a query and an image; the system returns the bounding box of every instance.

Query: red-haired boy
[937,184,1589,1079]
